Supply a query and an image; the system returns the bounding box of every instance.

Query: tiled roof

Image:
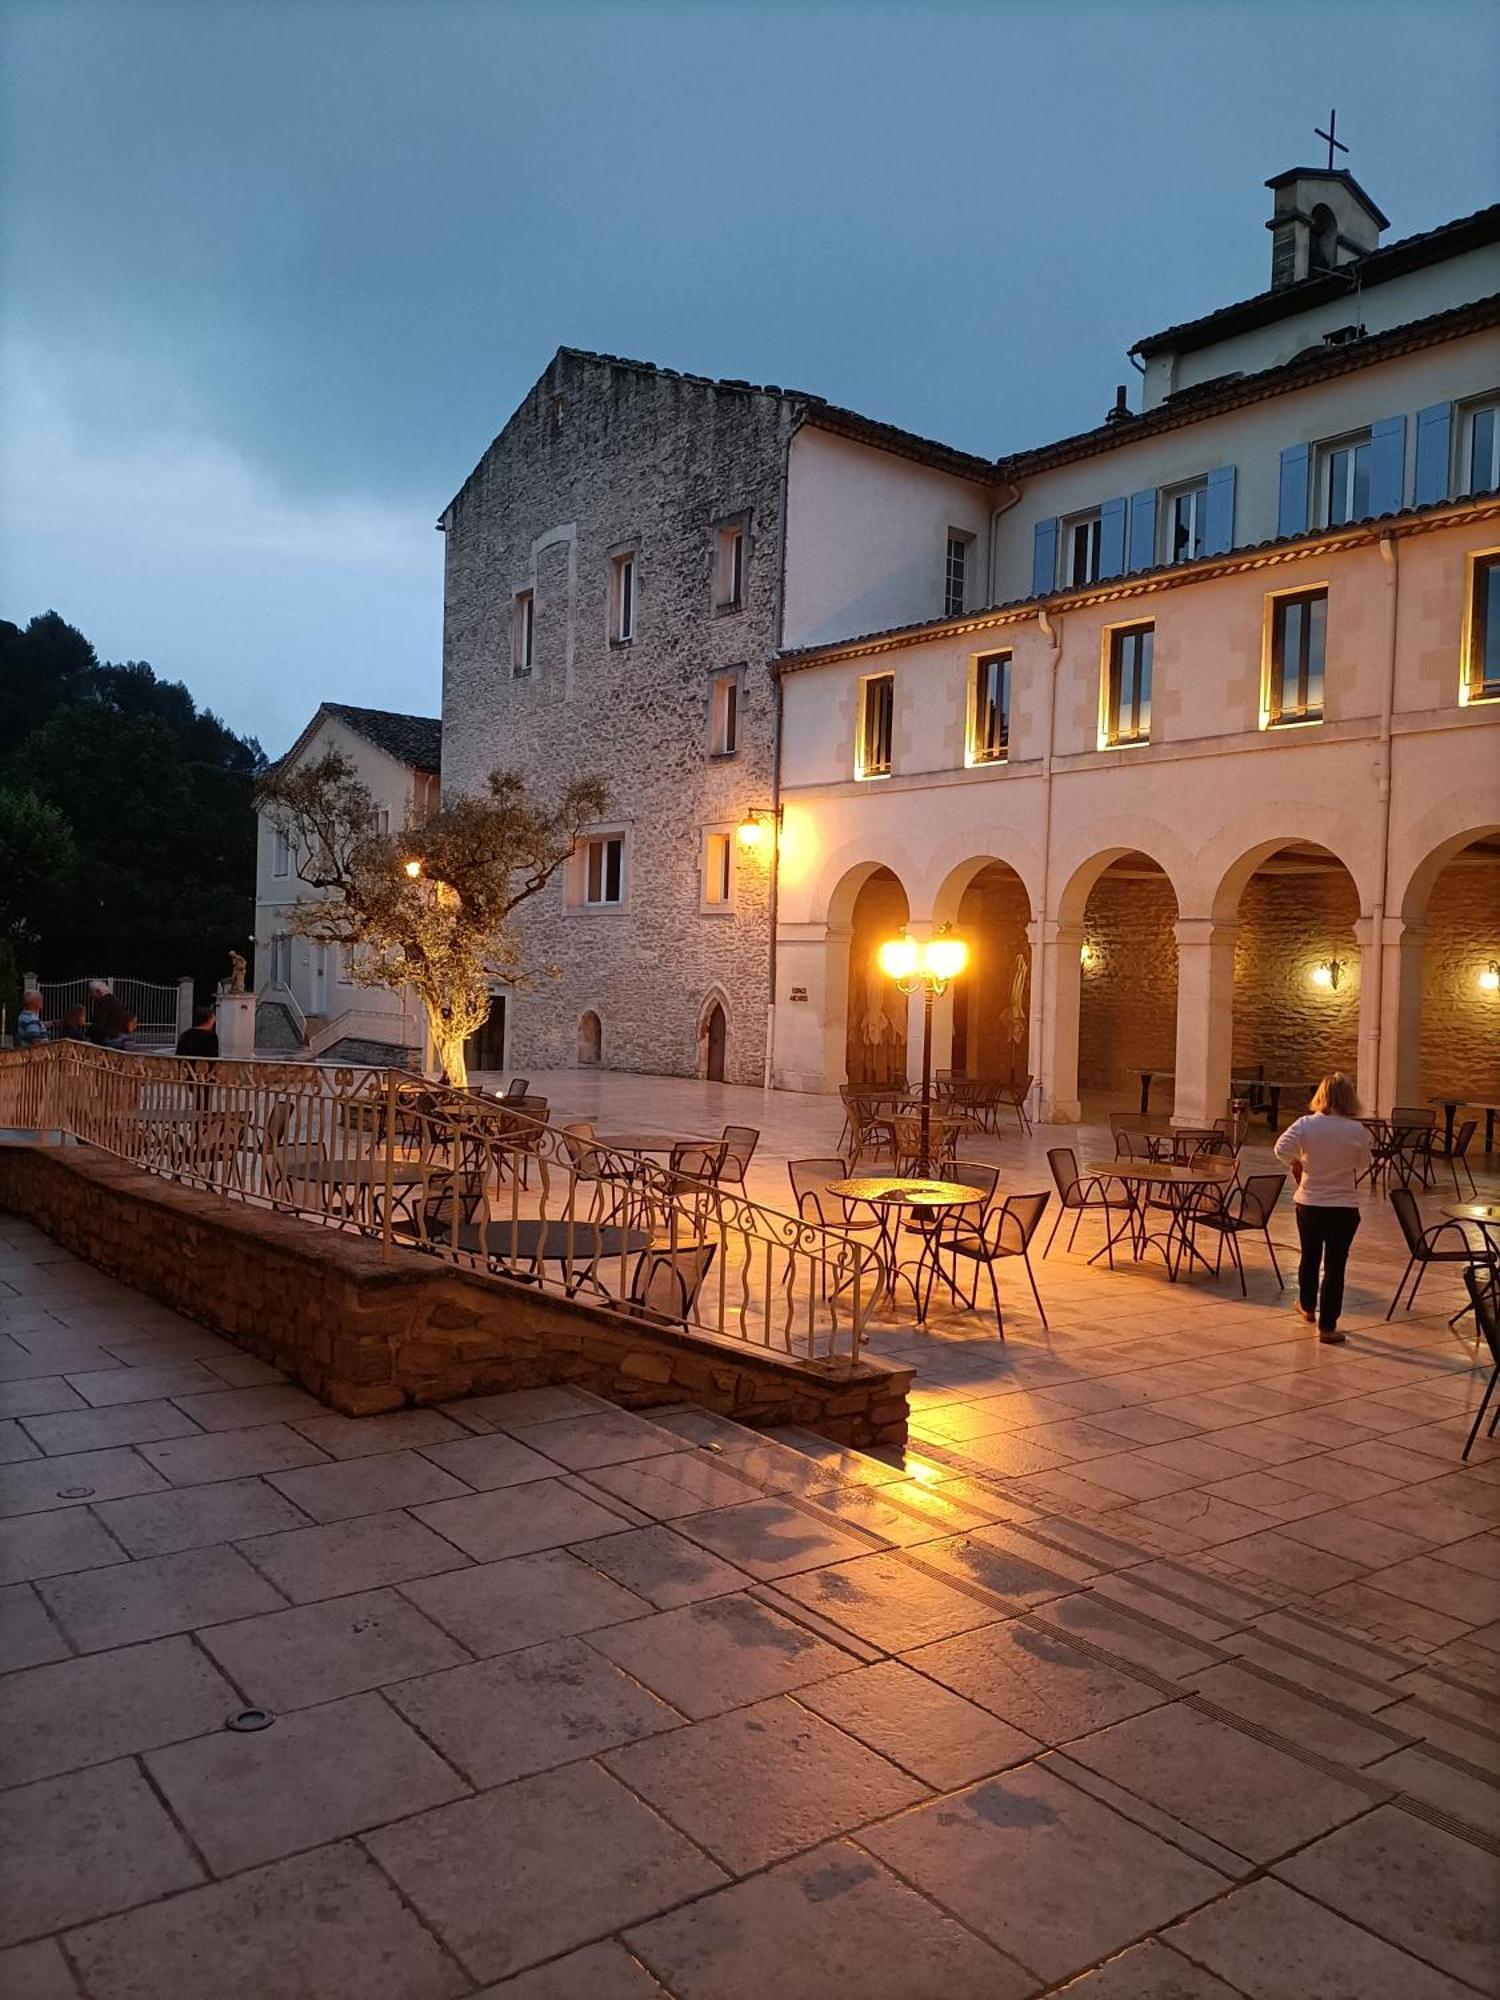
[319,704,441,773]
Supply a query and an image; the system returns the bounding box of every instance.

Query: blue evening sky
[2,0,1495,750]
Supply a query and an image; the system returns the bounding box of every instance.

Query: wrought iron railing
[0,1044,871,1362]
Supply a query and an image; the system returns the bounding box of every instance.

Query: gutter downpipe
[764,419,794,1093]
[1034,602,1063,1123]
[1369,531,1400,1114]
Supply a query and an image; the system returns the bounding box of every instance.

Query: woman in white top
[1273,1072,1371,1344]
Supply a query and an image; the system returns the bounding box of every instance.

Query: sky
[3,0,1496,754]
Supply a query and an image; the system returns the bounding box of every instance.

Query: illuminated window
[579,835,625,907]
[611,553,636,642]
[944,534,971,617]
[709,671,740,757]
[1465,553,1500,703]
[1102,624,1152,747]
[1063,511,1102,587]
[1162,480,1207,564]
[1463,400,1500,497]
[856,673,894,778]
[968,651,1010,764]
[512,589,535,675]
[1266,589,1326,725]
[703,831,733,907]
[714,522,746,610]
[1320,433,1372,527]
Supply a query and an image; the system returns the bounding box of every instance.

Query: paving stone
[0,1379,86,1420]
[904,1618,1169,1745]
[388,1632,681,1785]
[1364,1744,1500,1838]
[63,1364,224,1407]
[626,1839,1037,2000]
[287,1410,470,1458]
[0,1418,41,1462]
[0,1937,86,1998]
[474,1941,671,1999]
[1047,1938,1239,1997]
[604,1693,926,1871]
[773,1550,1005,1651]
[917,1529,1085,1609]
[366,1759,725,1985]
[860,1761,1229,1984]
[0,1506,126,1586]
[196,1585,469,1708]
[413,1478,631,1560]
[0,1448,167,1517]
[92,1477,310,1556]
[137,1423,329,1487]
[512,1409,686,1469]
[265,1449,470,1523]
[0,1581,69,1672]
[1215,1529,1368,1595]
[570,1523,752,1609]
[37,1543,282,1651]
[579,1453,762,1519]
[1186,1660,1411,1767]
[400,1547,648,1654]
[65,1839,468,1999]
[797,1657,1041,1788]
[145,1690,468,1874]
[1031,1589,1222,1681]
[18,1401,205,1457]
[1165,1873,1479,2000]
[164,1386,325,1432]
[0,1758,203,1947]
[0,1633,238,1786]
[799,1475,997,1544]
[672,1498,879,1579]
[236,1509,471,1602]
[1364,1553,1500,1626]
[415,1432,561,1491]
[1433,1532,1500,1578]
[589,1592,857,1718]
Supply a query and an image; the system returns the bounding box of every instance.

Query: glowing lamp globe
[737,818,764,849]
[878,935,919,981]
[925,934,969,982]
[404,859,423,879]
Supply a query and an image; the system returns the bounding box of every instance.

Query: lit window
[512,589,535,675]
[944,534,970,617]
[1102,624,1153,747]
[1463,401,1500,497]
[1321,433,1372,527]
[1266,589,1327,726]
[714,523,746,610]
[1464,552,1500,703]
[580,835,624,907]
[1063,511,1102,587]
[709,672,740,757]
[968,651,1010,765]
[1162,480,1207,564]
[703,831,733,906]
[272,826,291,878]
[857,673,895,778]
[611,553,636,642]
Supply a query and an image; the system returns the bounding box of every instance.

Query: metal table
[826,1175,984,1324]
[440,1218,652,1295]
[1127,1069,1174,1116]
[1443,1202,1500,1261]
[1087,1159,1236,1281]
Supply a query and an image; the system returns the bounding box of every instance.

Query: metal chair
[1188,1171,1287,1294]
[501,1076,531,1101]
[923,1191,1051,1335]
[995,1073,1033,1134]
[718,1124,760,1188]
[1044,1147,1129,1262]
[1460,1263,1499,1462]
[623,1241,717,1330]
[1386,1186,1480,1318]
[559,1120,637,1222]
[890,1113,958,1175]
[1432,1117,1479,1199]
[846,1095,896,1169]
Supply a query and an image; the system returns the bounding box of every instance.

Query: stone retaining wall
[0,1145,911,1448]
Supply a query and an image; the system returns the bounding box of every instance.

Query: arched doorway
[700,1001,727,1082]
[577,1010,602,1066]
[939,859,1031,1084]
[845,868,910,1085]
[1077,852,1179,1115]
[1416,832,1500,1102]
[1231,842,1359,1117]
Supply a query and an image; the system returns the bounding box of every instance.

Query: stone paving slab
[198,1584,470,1708]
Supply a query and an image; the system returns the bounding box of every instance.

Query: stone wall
[0,1146,910,1449]
[1231,866,1360,1096]
[1420,857,1500,1100]
[442,352,796,1085]
[954,864,1031,1082]
[1077,872,1179,1102]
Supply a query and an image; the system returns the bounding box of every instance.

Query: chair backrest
[1047,1147,1081,1202]
[945,1159,1000,1213]
[1388,1184,1427,1255]
[1463,1263,1500,1368]
[1450,1118,1478,1156]
[1237,1171,1287,1228]
[671,1140,727,1183]
[1391,1105,1435,1127]
[788,1157,847,1223]
[503,1077,530,1100]
[988,1190,1050,1254]
[720,1124,760,1175]
[629,1241,717,1325]
[559,1120,603,1176]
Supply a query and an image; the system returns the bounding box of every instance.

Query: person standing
[1274,1072,1371,1344]
[16,992,49,1047]
[175,1005,220,1058]
[88,981,130,1047]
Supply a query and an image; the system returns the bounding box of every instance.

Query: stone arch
[1204,819,1370,926]
[930,855,1034,1082]
[1397,819,1500,927]
[696,987,732,1083]
[1400,825,1500,1102]
[1222,841,1363,1100]
[1055,841,1181,928]
[577,1010,602,1066]
[836,866,912,1087]
[1069,848,1182,1113]
[823,855,913,932]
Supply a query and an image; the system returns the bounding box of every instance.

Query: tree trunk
[432,1021,469,1090]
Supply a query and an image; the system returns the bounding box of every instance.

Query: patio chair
[718,1124,760,1188]
[923,1191,1051,1335]
[501,1077,530,1102]
[1169,1125,1232,1165]
[559,1120,637,1222]
[1460,1263,1500,1462]
[890,1113,958,1175]
[623,1240,717,1331]
[1432,1117,1479,1199]
[1188,1171,1287,1295]
[995,1073,1033,1134]
[846,1095,897,1169]
[1044,1147,1130,1263]
[1386,1186,1481,1318]
[1109,1111,1156,1159]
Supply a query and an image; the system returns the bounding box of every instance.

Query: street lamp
[877,925,969,1176]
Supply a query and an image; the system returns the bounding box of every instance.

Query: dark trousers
[1295,1205,1361,1331]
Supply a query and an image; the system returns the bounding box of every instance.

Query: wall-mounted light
[403,858,423,879]
[1480,960,1500,994]
[1311,957,1346,991]
[1080,941,1097,970]
[737,806,780,849]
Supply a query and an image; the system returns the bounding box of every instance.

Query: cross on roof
[1314,109,1348,173]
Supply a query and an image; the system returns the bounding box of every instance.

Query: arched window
[577,1011,601,1066]
[1309,204,1338,273]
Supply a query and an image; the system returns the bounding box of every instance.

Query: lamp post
[877,926,969,1176]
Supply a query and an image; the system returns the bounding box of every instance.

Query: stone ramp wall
[0,1144,910,1448]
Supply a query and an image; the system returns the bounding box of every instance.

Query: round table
[1087,1159,1236,1280]
[1443,1201,1500,1258]
[826,1176,984,1324]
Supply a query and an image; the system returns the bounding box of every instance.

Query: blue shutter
[1414,403,1452,507]
[1278,444,1310,537]
[1127,489,1157,572]
[1368,415,1407,517]
[1031,518,1059,597]
[1203,465,1236,555]
[1098,496,1127,578]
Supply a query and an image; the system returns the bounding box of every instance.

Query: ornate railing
[0,1044,871,1362]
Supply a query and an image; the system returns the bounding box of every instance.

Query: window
[367,807,390,837]
[580,834,624,907]
[1102,624,1153,747]
[1321,432,1372,527]
[703,831,733,907]
[1063,511,1102,587]
[1266,589,1327,726]
[709,672,740,757]
[512,589,535,675]
[1162,480,1208,564]
[714,523,745,610]
[1463,400,1500,497]
[944,533,971,618]
[856,673,895,778]
[611,553,636,642]
[270,934,292,985]
[272,826,291,878]
[968,651,1011,765]
[1464,553,1500,704]
[337,945,355,985]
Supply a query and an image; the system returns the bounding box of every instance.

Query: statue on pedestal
[227,951,247,995]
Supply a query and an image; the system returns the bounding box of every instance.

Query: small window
[270,934,292,985]
[856,673,895,779]
[512,589,535,675]
[1162,480,1208,564]
[968,651,1011,765]
[1102,624,1153,747]
[944,533,971,618]
[337,945,355,985]
[1266,589,1327,726]
[1463,400,1500,498]
[703,831,733,907]
[1464,552,1500,704]
[714,523,746,610]
[611,553,636,642]
[581,835,625,907]
[367,806,390,838]
[272,826,291,878]
[1063,511,1102,587]
[1320,433,1372,528]
[709,672,740,757]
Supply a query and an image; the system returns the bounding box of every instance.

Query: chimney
[1265,168,1388,290]
[1104,384,1133,426]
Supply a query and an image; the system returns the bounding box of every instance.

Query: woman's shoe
[1319,1326,1346,1344]
[1295,1305,1315,1325]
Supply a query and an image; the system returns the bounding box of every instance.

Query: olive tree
[256,751,607,1087]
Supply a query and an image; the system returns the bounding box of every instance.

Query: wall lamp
[737,806,781,849]
[403,858,423,879]
[1311,958,1346,991]
[1481,960,1500,994]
